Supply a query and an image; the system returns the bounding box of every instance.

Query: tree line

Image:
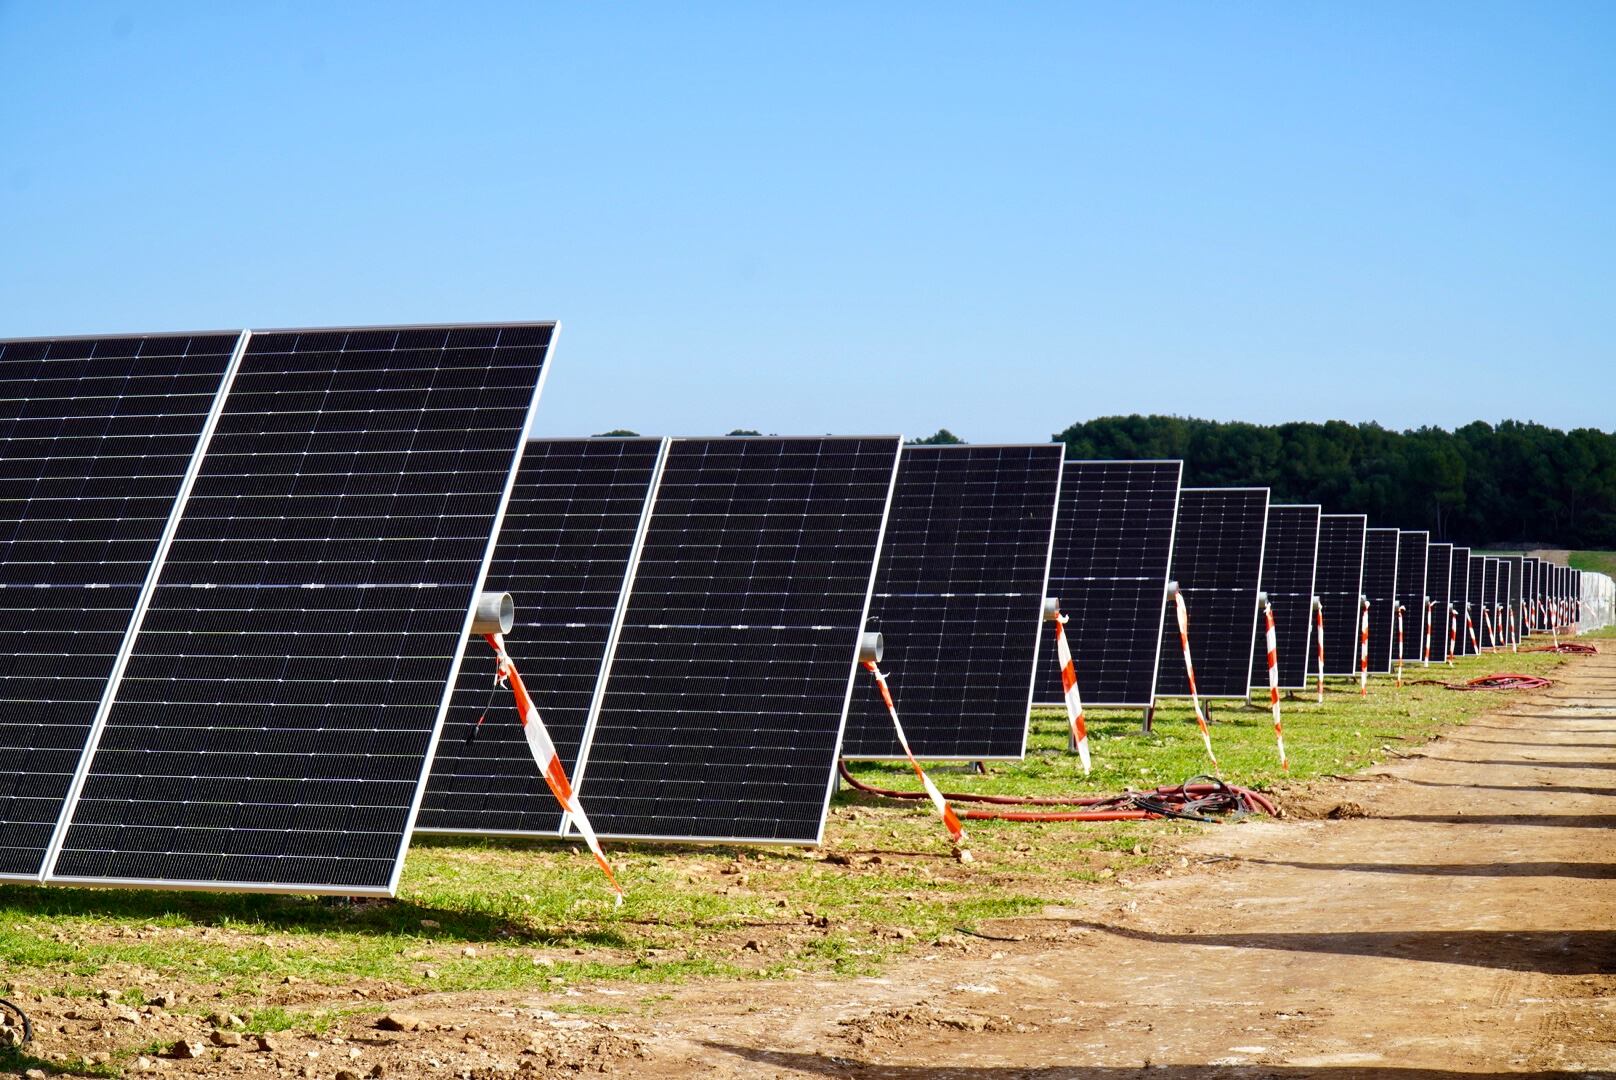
[1050,416,1616,548]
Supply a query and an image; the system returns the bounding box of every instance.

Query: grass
[1567,550,1616,577]
[0,644,1581,1054]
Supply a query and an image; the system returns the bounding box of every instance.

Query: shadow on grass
[0,884,630,948]
[699,1044,1616,1079]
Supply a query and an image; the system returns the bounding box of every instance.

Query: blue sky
[2,2,1611,441]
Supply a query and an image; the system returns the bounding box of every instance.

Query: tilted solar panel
[841,444,1062,762]
[1036,460,1181,708]
[1426,543,1453,662]
[1361,529,1400,674]
[570,436,901,844]
[1310,515,1367,677]
[1481,558,1501,648]
[1502,555,1524,643]
[0,332,242,882]
[1466,555,1486,654]
[1449,546,1471,656]
[1498,559,1515,644]
[1248,505,1321,690]
[1394,531,1429,663]
[1156,488,1269,700]
[46,324,554,895]
[416,437,666,836]
[1520,557,1539,635]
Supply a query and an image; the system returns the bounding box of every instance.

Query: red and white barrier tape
[862,661,971,860]
[1312,598,1325,704]
[1446,603,1457,666]
[1481,605,1495,651]
[1508,605,1518,653]
[1465,605,1479,653]
[1395,604,1406,688]
[485,633,622,905]
[1171,589,1219,771]
[1051,611,1090,774]
[1358,598,1370,696]
[1261,599,1286,771]
[1421,599,1433,667]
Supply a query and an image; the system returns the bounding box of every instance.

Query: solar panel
[1466,554,1486,653]
[0,332,243,882]
[1361,529,1400,674]
[1498,559,1515,643]
[1449,546,1471,656]
[569,436,901,844]
[1481,558,1501,648]
[1248,505,1320,689]
[1520,557,1540,634]
[1502,555,1524,642]
[1155,488,1269,700]
[1426,543,1453,662]
[1036,460,1181,708]
[45,324,555,895]
[1309,514,1366,677]
[1393,531,1429,663]
[841,444,1062,762]
[416,437,666,836]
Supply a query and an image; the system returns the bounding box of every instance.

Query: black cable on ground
[838,761,1278,822]
[0,997,32,1048]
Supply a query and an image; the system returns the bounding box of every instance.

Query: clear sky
[2,2,1611,442]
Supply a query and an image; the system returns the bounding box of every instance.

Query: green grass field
[1567,550,1616,577]
[0,643,1580,1068]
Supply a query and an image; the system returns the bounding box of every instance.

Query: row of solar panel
[0,325,1591,899]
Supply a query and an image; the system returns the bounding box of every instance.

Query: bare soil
[15,651,1616,1078]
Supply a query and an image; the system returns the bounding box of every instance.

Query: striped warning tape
[1050,610,1091,774]
[1421,598,1433,667]
[1481,604,1496,651]
[1260,596,1286,771]
[862,661,971,860]
[1312,596,1325,704]
[1358,597,1371,696]
[1508,605,1518,653]
[1446,602,1457,666]
[485,633,622,905]
[1465,603,1480,653]
[1395,604,1406,688]
[1170,586,1219,771]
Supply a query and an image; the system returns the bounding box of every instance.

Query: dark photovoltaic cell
[1449,547,1471,656]
[1499,560,1515,643]
[1394,531,1429,662]
[1156,488,1269,700]
[841,444,1062,761]
[1467,555,1486,654]
[1248,505,1321,690]
[48,324,554,894]
[1426,543,1453,662]
[1036,460,1181,708]
[0,332,241,881]
[1481,559,1501,648]
[1361,529,1400,674]
[571,436,901,844]
[416,437,665,835]
[1310,515,1367,677]
[1502,555,1524,643]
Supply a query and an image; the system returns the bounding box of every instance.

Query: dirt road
[621,651,1616,1077]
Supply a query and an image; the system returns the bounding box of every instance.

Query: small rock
[112,1005,142,1023]
[894,927,915,941]
[377,1013,425,1032]
[742,939,761,952]
[171,1039,206,1059]
[369,1067,386,1079]
[336,1071,362,1080]
[531,955,555,968]
[211,1029,243,1047]
[97,988,117,1002]
[422,967,438,980]
[254,1034,278,1052]
[135,1056,155,1073]
[461,946,477,958]
[25,1068,47,1079]
[87,1052,111,1065]
[420,919,441,929]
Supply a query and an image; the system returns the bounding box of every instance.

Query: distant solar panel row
[1311,515,1367,677]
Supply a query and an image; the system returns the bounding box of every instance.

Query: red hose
[1529,643,1597,655]
[1449,674,1552,691]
